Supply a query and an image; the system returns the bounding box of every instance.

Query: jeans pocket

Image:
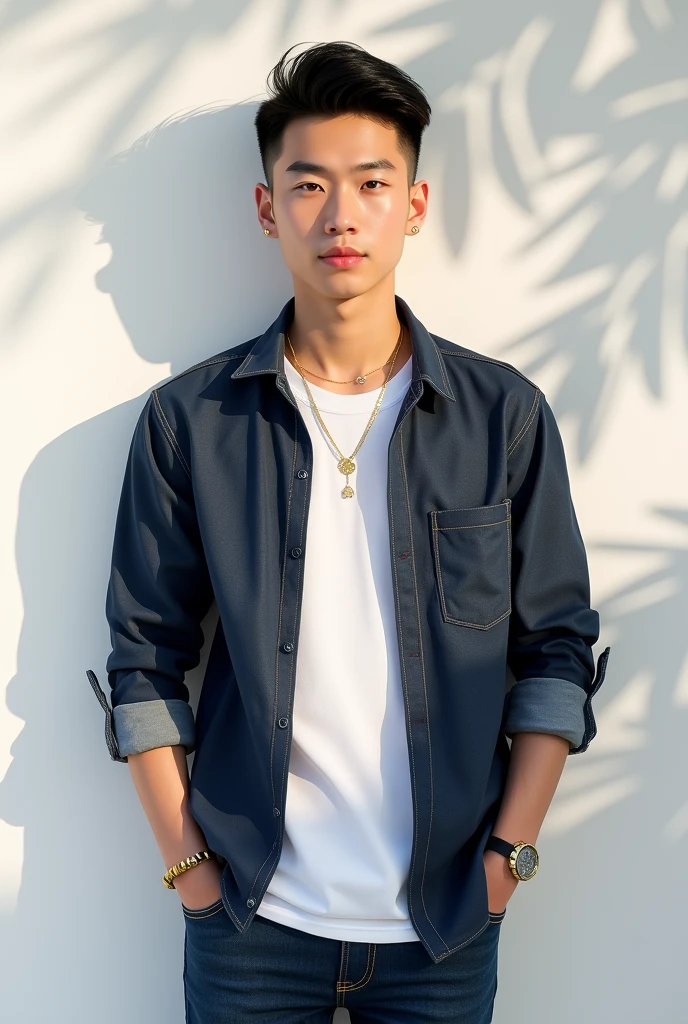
[429,501,511,629]
[181,897,225,920]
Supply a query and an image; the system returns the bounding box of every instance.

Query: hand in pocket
[483,850,518,914]
[174,859,224,910]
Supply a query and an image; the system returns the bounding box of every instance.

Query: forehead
[275,114,405,171]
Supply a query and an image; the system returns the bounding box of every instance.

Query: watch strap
[485,835,515,858]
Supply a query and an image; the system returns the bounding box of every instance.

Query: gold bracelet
[162,849,216,890]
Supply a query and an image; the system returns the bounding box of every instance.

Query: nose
[323,185,358,235]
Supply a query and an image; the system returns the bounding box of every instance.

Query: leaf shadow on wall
[0,0,265,339]
[0,102,292,1024]
[376,0,688,460]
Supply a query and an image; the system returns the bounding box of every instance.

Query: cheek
[281,196,322,233]
[367,196,408,236]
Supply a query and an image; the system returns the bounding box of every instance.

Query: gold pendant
[338,457,356,475]
[342,485,354,498]
[355,376,366,385]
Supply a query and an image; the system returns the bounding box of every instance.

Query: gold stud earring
[410,225,420,234]
[264,228,270,235]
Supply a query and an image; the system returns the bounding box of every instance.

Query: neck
[286,274,412,395]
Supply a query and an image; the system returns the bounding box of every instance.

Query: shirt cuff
[113,698,196,756]
[502,677,587,748]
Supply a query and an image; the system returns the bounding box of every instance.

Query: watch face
[515,845,538,879]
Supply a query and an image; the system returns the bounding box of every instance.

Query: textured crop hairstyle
[255,41,431,188]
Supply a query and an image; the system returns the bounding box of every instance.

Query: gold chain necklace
[286,326,404,499]
[288,338,400,385]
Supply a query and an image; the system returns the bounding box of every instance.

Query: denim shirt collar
[230,295,456,403]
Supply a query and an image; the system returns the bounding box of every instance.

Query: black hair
[255,41,431,187]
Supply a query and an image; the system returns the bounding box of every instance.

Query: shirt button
[297,469,308,479]
[282,641,294,653]
[290,547,302,558]
[278,716,289,729]
[273,807,281,817]
[246,898,256,908]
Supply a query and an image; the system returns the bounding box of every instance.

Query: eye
[296,182,324,192]
[362,180,385,190]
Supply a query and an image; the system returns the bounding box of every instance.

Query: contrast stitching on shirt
[431,341,454,396]
[232,348,286,377]
[430,511,451,625]
[432,500,509,514]
[232,351,255,375]
[435,346,539,389]
[277,408,309,826]
[152,390,192,479]
[400,423,448,953]
[156,351,244,390]
[430,509,512,629]
[433,521,507,531]
[507,388,540,456]
[336,944,376,991]
[433,919,493,960]
[245,413,300,904]
[433,344,542,456]
[235,366,283,377]
[220,873,246,932]
[388,429,433,954]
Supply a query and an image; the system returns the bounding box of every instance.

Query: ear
[255,182,277,236]
[406,179,429,236]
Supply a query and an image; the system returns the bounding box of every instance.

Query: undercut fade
[255,41,431,188]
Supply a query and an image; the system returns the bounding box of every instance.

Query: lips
[319,246,366,268]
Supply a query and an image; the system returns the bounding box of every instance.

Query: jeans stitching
[400,424,449,953]
[337,944,376,991]
[336,942,349,1007]
[183,926,189,1019]
[182,899,225,920]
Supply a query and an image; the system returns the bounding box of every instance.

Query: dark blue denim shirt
[88,296,609,963]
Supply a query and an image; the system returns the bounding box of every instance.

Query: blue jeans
[182,900,505,1023]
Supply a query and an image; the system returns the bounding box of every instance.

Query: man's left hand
[483,849,519,914]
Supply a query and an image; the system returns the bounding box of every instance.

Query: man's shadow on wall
[0,102,292,1024]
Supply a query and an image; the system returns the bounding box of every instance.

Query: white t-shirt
[255,350,419,943]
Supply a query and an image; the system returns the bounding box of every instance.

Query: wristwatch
[485,835,539,881]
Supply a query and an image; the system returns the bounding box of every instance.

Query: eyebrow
[284,158,398,174]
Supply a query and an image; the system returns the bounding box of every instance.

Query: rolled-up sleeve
[94,389,214,760]
[502,390,609,754]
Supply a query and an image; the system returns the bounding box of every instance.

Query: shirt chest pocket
[429,500,512,629]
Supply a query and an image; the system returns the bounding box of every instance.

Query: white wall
[1,2,687,1021]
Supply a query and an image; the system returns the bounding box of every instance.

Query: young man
[89,41,609,1023]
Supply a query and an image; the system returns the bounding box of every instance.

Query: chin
[318,274,384,302]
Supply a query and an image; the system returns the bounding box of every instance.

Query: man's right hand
[173,857,224,910]
[126,745,225,911]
